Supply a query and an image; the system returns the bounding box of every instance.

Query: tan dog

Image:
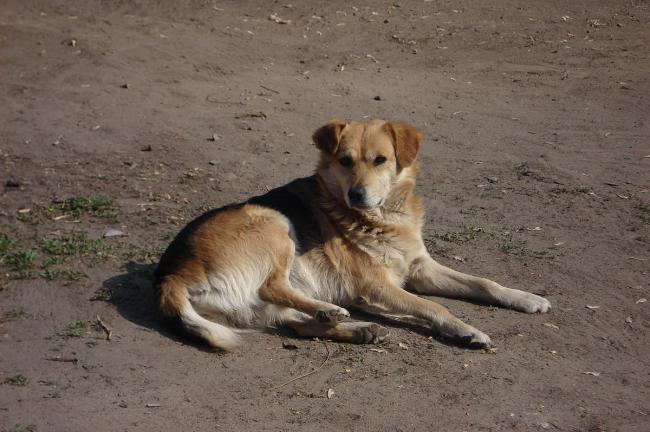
[153,119,551,350]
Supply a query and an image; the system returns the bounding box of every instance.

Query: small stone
[373,95,382,101]
[103,229,125,238]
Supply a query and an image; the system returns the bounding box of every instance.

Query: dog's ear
[312,119,346,154]
[384,121,422,168]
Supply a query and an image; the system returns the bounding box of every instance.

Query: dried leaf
[625,316,633,324]
[526,226,542,231]
[326,388,334,399]
[636,298,647,304]
[368,348,386,353]
[585,305,600,310]
[583,371,601,377]
[543,323,559,330]
[398,342,408,350]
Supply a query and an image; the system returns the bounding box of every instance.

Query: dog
[153,119,551,351]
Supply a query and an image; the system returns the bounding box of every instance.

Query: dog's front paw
[315,307,350,323]
[458,329,492,349]
[512,292,551,314]
[442,322,492,349]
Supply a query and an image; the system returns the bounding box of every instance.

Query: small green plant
[550,186,591,195]
[0,307,30,322]
[90,288,112,301]
[41,268,87,281]
[121,245,165,262]
[479,187,502,199]
[41,233,108,257]
[3,374,27,386]
[5,425,32,432]
[423,237,448,254]
[6,250,37,278]
[498,240,516,253]
[42,255,66,268]
[431,227,482,244]
[59,320,88,338]
[0,232,12,253]
[61,195,119,220]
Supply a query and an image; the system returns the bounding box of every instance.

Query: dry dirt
[1,1,649,431]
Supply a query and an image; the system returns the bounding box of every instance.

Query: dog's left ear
[383,121,422,168]
[312,119,346,154]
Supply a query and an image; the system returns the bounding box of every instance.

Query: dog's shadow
[103,261,214,352]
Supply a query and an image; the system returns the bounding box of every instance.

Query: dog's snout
[348,187,366,206]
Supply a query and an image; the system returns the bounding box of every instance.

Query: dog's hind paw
[342,322,388,344]
[315,307,350,323]
[361,323,389,344]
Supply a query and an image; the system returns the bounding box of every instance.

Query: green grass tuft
[41,233,108,257]
[3,374,28,387]
[59,320,88,338]
[6,250,37,273]
[61,195,119,220]
[41,268,87,281]
[0,233,12,253]
[0,307,30,322]
[121,245,165,262]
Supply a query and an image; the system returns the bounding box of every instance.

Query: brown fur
[153,119,551,351]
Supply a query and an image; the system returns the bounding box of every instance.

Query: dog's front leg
[407,255,551,313]
[358,277,492,348]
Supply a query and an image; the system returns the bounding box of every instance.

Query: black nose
[348,187,366,205]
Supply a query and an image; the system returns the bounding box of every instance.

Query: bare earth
[1,1,649,431]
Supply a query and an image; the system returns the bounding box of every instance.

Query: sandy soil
[1,1,649,431]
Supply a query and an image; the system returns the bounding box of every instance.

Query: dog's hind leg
[284,318,389,344]
[260,279,351,324]
[258,239,350,324]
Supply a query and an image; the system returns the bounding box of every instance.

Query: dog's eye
[339,156,353,167]
[373,155,387,166]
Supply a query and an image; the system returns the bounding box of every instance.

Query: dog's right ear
[312,119,346,154]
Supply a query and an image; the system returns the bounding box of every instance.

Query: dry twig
[96,315,112,340]
[273,342,331,389]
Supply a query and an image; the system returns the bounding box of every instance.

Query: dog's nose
[348,187,366,206]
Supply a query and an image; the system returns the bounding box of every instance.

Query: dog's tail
[155,275,241,351]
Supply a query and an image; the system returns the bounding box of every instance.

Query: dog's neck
[314,165,418,234]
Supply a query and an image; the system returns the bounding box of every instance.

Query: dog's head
[313,119,422,210]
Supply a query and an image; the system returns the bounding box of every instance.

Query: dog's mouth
[345,196,385,211]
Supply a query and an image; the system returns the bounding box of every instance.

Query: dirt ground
[1,1,649,431]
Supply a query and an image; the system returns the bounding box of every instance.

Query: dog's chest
[353,230,412,285]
